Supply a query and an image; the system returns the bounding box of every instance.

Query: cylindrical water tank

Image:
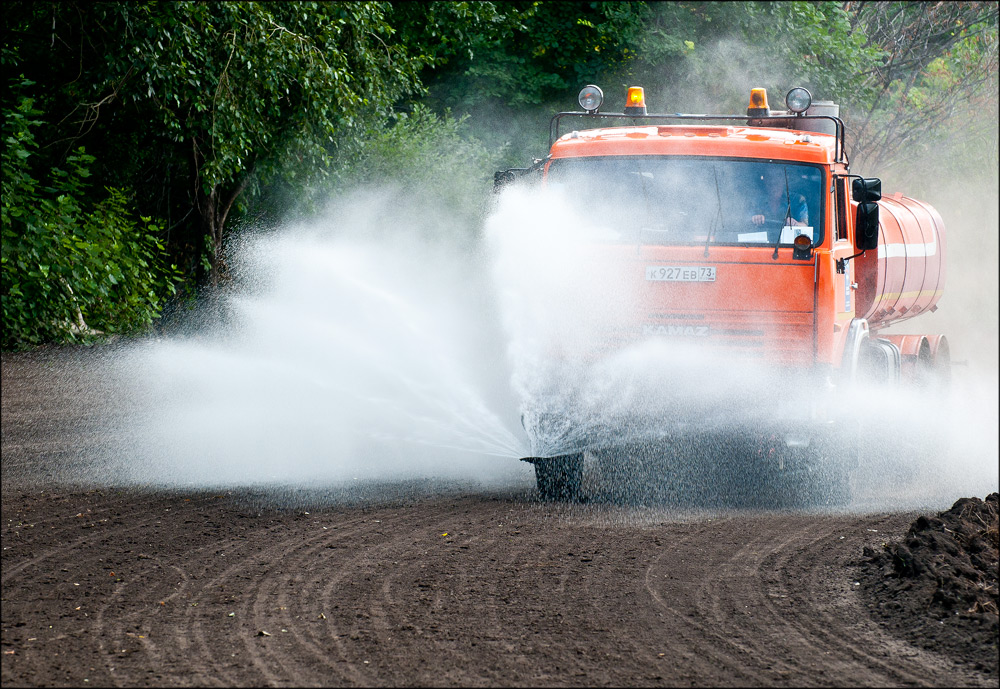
[798,101,839,136]
[854,193,947,329]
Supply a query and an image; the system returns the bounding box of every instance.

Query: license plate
[645,266,716,282]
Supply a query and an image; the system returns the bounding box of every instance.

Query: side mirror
[855,201,879,251]
[852,177,881,203]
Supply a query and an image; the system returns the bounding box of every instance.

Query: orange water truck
[495,85,949,504]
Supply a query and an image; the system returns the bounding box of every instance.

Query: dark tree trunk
[192,182,250,286]
[190,137,251,288]
[197,187,222,287]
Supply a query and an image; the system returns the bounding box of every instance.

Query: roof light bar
[549,84,849,163]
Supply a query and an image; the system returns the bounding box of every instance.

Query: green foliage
[98,2,421,192]
[316,104,503,232]
[740,1,883,104]
[475,1,649,104]
[5,1,429,288]
[1,87,178,349]
[3,0,996,351]
[388,2,520,70]
[396,1,652,108]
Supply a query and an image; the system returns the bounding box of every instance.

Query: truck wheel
[749,434,854,509]
[798,464,852,508]
[534,454,583,502]
[796,435,855,509]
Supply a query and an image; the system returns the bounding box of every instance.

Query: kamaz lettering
[643,324,710,337]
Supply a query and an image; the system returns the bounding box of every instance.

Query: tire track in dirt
[643,516,848,684]
[310,510,468,685]
[279,518,392,686]
[6,348,996,687]
[3,492,201,687]
[643,511,988,687]
[2,493,132,582]
[112,502,477,686]
[733,517,910,684]
[754,513,981,685]
[379,508,564,685]
[232,521,348,685]
[96,536,245,688]
[65,495,253,687]
[638,515,771,685]
[241,513,417,686]
[301,502,528,686]
[452,521,569,684]
[690,517,878,685]
[5,490,994,688]
[86,508,377,686]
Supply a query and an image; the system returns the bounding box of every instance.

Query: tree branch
[218,170,252,233]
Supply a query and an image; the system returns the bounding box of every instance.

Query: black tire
[735,433,854,510]
[787,435,855,509]
[534,454,584,502]
[595,445,652,506]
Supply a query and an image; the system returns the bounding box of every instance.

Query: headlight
[785,87,812,114]
[578,85,604,113]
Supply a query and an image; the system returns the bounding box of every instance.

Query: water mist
[112,189,529,490]
[104,182,996,511]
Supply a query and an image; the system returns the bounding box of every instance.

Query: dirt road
[2,348,996,687]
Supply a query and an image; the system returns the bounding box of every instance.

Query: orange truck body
[541,123,946,376]
[499,86,950,502]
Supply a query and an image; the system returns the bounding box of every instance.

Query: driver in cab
[752,171,809,229]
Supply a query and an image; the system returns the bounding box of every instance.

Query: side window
[835,177,848,240]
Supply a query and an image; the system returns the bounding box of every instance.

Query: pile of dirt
[861,493,999,674]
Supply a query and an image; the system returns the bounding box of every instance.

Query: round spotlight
[786,87,812,114]
[578,85,604,113]
[793,233,812,249]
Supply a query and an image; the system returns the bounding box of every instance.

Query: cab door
[826,174,857,366]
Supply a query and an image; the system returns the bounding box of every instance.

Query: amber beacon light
[746,88,770,117]
[624,86,647,116]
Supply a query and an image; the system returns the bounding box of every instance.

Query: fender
[841,318,870,385]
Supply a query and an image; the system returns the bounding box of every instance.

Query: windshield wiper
[771,168,793,260]
[704,166,723,258]
[635,161,652,253]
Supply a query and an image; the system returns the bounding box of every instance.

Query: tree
[625,1,997,174]
[388,2,657,167]
[845,1,999,172]
[1,82,177,348]
[94,2,424,285]
[390,2,646,108]
[4,0,996,349]
[4,2,425,287]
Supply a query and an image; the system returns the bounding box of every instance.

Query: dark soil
[860,494,999,674]
[2,347,998,687]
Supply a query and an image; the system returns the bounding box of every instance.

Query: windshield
[545,156,823,247]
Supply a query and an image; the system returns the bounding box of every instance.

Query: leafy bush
[277,104,504,234]
[1,88,179,349]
